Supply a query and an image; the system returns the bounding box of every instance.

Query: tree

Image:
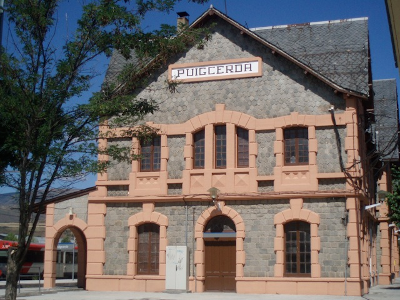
[3,233,18,242]
[386,166,400,227]
[0,1,209,299]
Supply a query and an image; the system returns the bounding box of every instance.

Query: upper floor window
[137,223,160,275]
[140,136,161,171]
[215,125,226,168]
[194,130,205,169]
[237,127,249,167]
[284,128,308,165]
[285,221,311,276]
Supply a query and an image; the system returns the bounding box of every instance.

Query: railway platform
[1,277,400,300]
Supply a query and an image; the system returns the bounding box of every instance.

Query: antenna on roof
[224,0,228,15]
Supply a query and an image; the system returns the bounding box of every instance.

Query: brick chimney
[177,11,189,32]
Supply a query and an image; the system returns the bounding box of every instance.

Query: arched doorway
[44,214,88,289]
[53,227,87,288]
[204,215,236,292]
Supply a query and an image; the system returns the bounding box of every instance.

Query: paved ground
[1,277,399,300]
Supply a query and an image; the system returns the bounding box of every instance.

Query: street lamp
[208,187,221,211]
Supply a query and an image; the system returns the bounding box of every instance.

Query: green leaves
[1,0,211,192]
[386,166,400,227]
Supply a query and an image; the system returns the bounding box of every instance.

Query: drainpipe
[343,211,348,296]
[192,207,196,292]
[184,197,188,247]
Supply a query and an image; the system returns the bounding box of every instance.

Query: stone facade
[107,185,129,196]
[256,131,276,176]
[156,201,210,275]
[54,194,88,224]
[318,178,347,191]
[107,138,132,180]
[303,198,347,277]
[167,135,185,179]
[316,127,347,173]
[43,8,399,297]
[226,200,287,277]
[137,19,345,126]
[104,203,142,275]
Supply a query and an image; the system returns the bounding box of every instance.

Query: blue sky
[1,0,398,194]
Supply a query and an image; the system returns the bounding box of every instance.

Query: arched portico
[43,213,88,289]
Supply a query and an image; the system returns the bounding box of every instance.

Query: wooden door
[205,240,236,292]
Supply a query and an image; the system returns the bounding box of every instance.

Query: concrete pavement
[1,277,399,300]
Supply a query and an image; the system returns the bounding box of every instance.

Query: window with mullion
[284,221,311,276]
[237,127,249,167]
[137,223,160,275]
[215,125,226,168]
[140,136,161,171]
[284,128,309,165]
[194,130,205,169]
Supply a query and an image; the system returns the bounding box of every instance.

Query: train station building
[42,6,399,296]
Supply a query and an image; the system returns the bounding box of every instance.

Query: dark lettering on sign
[177,69,184,78]
[171,59,259,80]
[226,65,233,73]
[244,64,252,72]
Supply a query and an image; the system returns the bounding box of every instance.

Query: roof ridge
[250,17,368,31]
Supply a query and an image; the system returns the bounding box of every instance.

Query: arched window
[284,127,308,165]
[215,125,227,168]
[194,129,205,169]
[140,136,161,171]
[284,221,311,276]
[237,127,249,167]
[204,215,236,238]
[137,223,160,275]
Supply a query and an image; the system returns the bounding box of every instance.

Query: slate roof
[104,50,143,84]
[252,18,370,95]
[105,8,371,96]
[373,79,399,161]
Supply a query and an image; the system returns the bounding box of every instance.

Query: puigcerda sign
[168,57,262,83]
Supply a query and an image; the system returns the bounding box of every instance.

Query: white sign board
[168,57,262,83]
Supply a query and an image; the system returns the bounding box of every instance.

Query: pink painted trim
[273,198,321,278]
[127,204,168,276]
[194,203,245,291]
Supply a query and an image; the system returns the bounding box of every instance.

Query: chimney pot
[177,11,189,31]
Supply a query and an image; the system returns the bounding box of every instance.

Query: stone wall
[318,178,347,191]
[303,198,347,277]
[256,131,276,176]
[54,195,88,224]
[102,198,348,278]
[103,203,142,275]
[167,135,185,179]
[156,201,210,275]
[316,127,347,173]
[107,138,132,180]
[226,200,288,277]
[134,18,345,126]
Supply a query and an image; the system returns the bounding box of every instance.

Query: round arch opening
[203,215,236,292]
[52,226,87,289]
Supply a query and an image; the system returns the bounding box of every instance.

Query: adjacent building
[42,7,399,296]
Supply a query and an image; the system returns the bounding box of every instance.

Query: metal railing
[18,266,41,293]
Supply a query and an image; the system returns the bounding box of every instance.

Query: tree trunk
[5,248,20,300]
